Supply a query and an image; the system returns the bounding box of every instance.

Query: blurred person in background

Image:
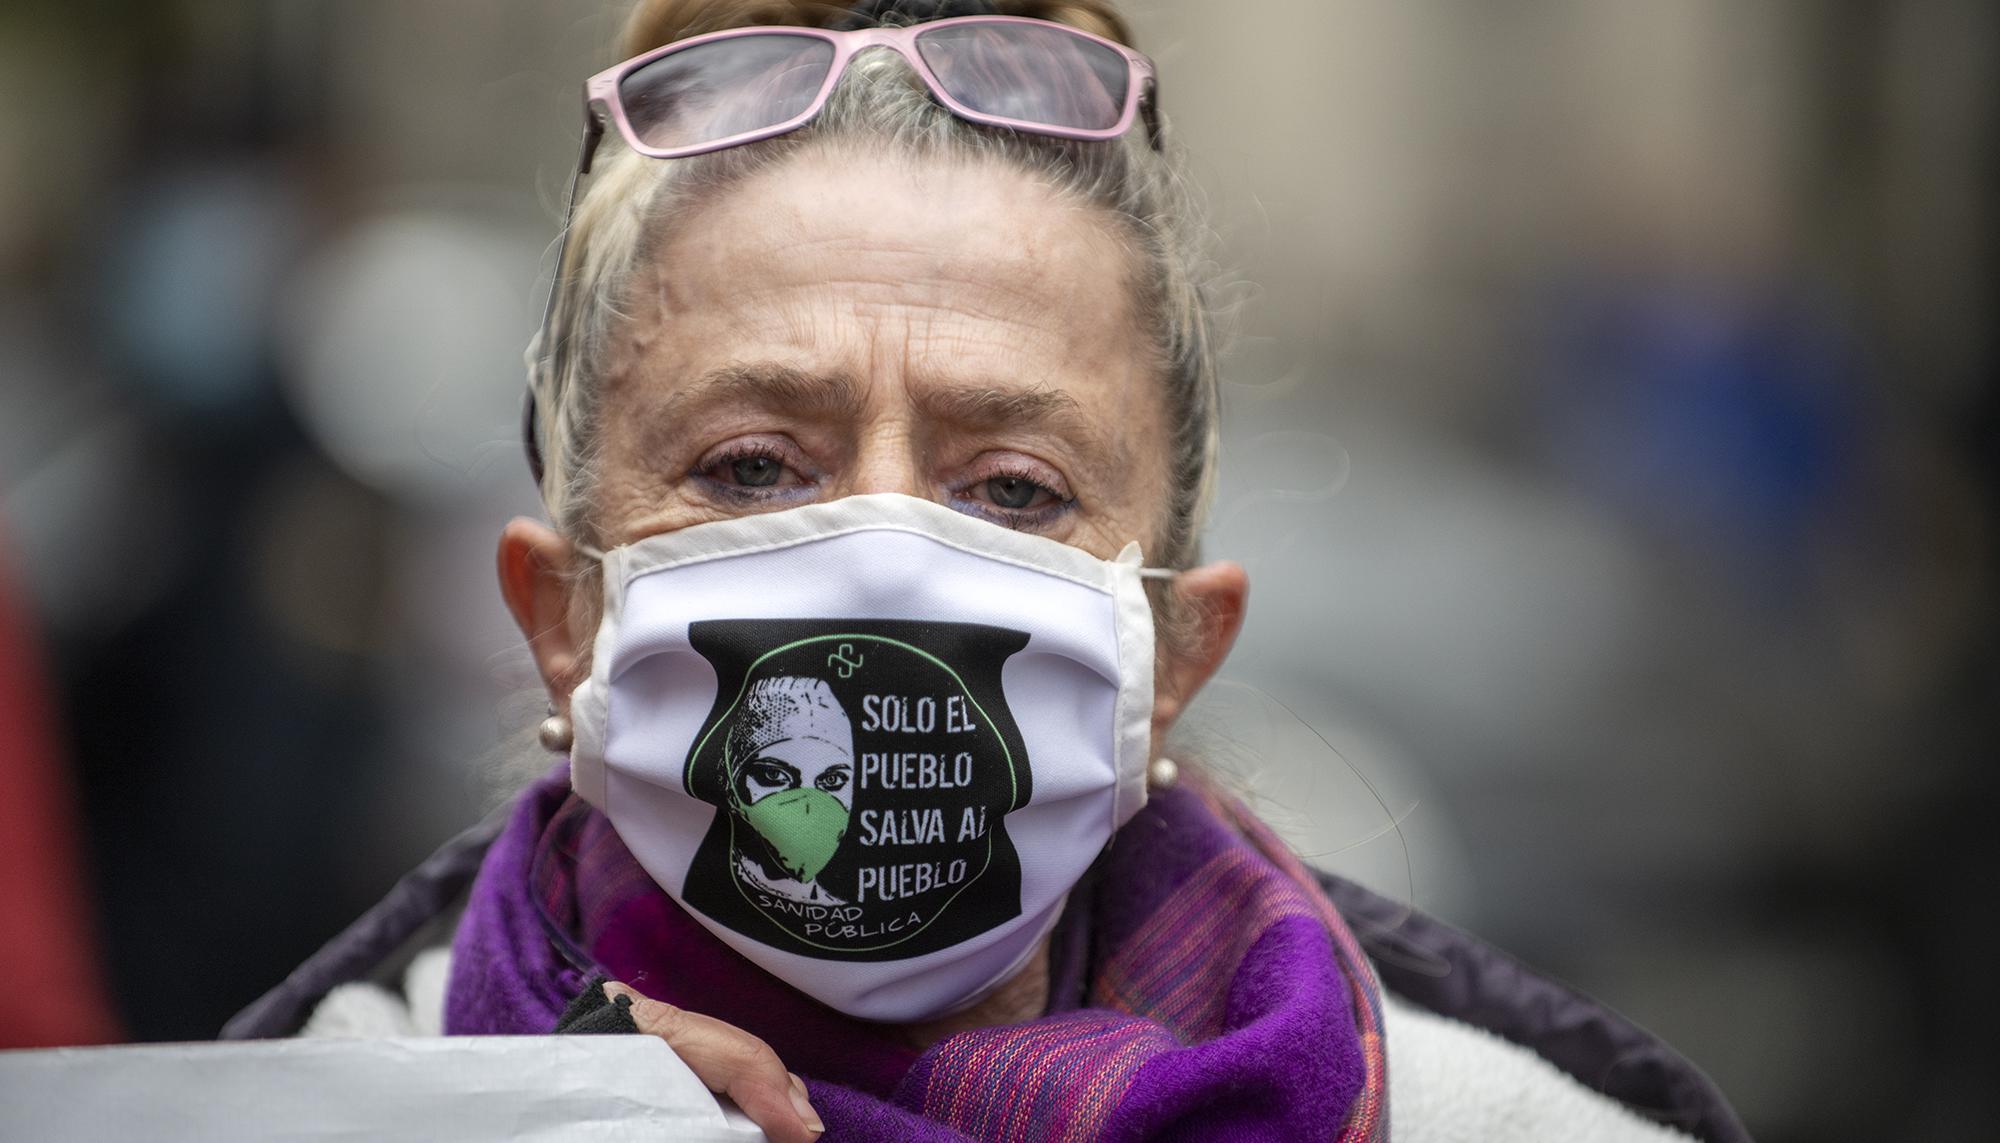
[0,0,422,1047]
[220,2,1748,1140]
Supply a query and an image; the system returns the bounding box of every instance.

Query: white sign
[0,1036,766,1142]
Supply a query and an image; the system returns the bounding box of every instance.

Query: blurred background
[0,1,1992,1139]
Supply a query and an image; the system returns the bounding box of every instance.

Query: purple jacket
[225,808,1750,1143]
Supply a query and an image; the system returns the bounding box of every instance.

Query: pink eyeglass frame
[526,16,1160,484]
[585,15,1159,165]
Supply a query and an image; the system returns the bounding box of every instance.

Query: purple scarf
[447,767,1387,1141]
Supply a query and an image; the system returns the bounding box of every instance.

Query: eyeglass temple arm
[524,108,608,488]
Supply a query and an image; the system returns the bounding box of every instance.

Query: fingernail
[788,1073,823,1134]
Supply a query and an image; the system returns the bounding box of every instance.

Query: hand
[602,981,825,1142]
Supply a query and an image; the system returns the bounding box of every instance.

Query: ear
[1151,560,1249,749]
[497,517,593,712]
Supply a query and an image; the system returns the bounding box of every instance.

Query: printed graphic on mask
[681,619,1033,959]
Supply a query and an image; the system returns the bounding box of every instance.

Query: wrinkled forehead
[623,145,1145,379]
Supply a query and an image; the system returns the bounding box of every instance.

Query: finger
[603,982,823,1142]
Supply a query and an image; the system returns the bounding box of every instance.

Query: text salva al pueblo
[853,692,989,906]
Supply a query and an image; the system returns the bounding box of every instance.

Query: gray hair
[527,17,1220,569]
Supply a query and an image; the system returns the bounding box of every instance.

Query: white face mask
[566,493,1168,1022]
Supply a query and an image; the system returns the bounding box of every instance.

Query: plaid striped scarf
[451,767,1387,1141]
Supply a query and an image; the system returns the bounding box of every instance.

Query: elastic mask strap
[574,541,608,564]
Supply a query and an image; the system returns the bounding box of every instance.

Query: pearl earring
[1148,756,1179,790]
[539,710,574,753]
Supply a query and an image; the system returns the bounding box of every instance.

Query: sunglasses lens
[916,23,1129,132]
[618,34,835,152]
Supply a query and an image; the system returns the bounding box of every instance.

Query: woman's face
[502,145,1246,744]
[585,146,1174,562]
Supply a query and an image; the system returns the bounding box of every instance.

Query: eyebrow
[660,364,869,425]
[913,383,1124,478]
[914,384,1083,432]
[652,362,1124,480]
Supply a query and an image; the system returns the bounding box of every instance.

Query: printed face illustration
[734,726,855,807]
[727,677,856,890]
[684,620,1031,958]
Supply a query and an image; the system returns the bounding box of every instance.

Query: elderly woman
[228,2,1749,1140]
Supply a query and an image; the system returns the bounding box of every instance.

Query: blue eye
[731,455,783,487]
[692,438,814,501]
[985,475,1043,510]
[950,463,1074,531]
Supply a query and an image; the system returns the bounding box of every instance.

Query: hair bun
[619,0,1132,59]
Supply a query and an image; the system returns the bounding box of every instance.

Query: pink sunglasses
[594,15,1158,162]
[526,16,1161,482]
